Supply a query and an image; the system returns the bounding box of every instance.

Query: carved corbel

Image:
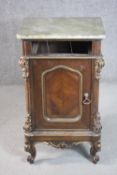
[95,58,105,79]
[48,141,81,148]
[48,141,71,148]
[23,114,32,132]
[92,112,102,134]
[19,57,29,79]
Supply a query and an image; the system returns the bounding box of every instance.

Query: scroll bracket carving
[92,112,102,134]
[19,57,29,79]
[23,114,32,133]
[95,58,105,79]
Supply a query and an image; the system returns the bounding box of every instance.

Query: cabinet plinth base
[24,130,101,164]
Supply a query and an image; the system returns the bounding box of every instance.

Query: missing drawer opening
[31,41,92,55]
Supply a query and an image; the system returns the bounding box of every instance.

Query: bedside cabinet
[17,17,105,164]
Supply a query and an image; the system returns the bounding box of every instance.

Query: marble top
[16,17,105,40]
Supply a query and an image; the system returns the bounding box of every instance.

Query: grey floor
[0,82,117,175]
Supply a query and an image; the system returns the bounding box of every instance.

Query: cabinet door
[29,59,92,130]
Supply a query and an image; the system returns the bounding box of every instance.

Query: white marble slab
[16,17,105,40]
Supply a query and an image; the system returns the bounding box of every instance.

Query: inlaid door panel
[29,59,92,130]
[42,65,82,122]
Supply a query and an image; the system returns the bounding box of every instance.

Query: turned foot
[24,137,36,164]
[90,141,101,164]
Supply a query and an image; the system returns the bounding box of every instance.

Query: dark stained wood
[92,40,101,55]
[22,40,32,56]
[25,134,100,142]
[91,41,101,130]
[45,68,81,117]
[19,39,104,164]
[30,59,91,129]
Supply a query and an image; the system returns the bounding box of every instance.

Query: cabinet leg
[90,140,101,164]
[24,137,36,164]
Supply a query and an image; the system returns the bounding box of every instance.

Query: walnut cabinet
[17,18,105,163]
